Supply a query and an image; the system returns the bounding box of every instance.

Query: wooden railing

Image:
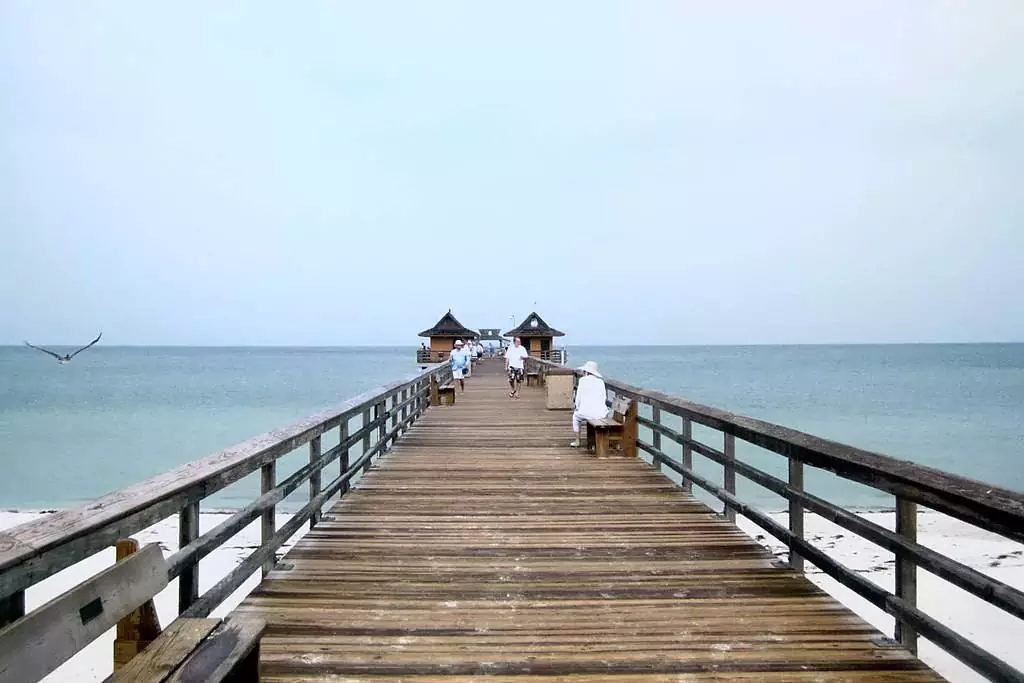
[417,349,449,364]
[535,349,565,364]
[527,357,1024,683]
[0,362,452,630]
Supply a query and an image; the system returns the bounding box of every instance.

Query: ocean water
[1,344,1021,512]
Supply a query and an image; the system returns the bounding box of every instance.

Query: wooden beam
[113,538,162,672]
[896,497,919,655]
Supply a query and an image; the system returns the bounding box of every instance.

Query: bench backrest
[610,397,633,423]
[0,543,168,683]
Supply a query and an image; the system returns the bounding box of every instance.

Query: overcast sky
[2,2,1021,346]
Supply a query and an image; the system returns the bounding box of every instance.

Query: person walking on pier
[570,361,609,448]
[451,340,469,391]
[504,336,529,398]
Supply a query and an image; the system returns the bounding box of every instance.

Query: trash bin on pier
[545,367,576,410]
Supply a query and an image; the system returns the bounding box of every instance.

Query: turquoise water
[1,344,1021,511]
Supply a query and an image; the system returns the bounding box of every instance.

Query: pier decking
[236,361,942,681]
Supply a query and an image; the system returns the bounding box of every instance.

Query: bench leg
[595,430,611,457]
[585,424,596,453]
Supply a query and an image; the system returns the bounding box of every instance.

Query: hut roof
[418,310,477,339]
[503,312,565,338]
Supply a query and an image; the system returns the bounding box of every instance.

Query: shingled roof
[418,310,477,339]
[503,312,565,338]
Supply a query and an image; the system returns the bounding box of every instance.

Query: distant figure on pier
[504,336,529,398]
[570,361,609,448]
[451,340,469,391]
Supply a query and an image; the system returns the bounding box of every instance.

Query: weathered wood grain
[109,618,219,682]
[0,543,167,683]
[232,363,945,682]
[532,358,1024,543]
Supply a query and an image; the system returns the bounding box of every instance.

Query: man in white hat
[570,361,609,448]
[450,340,469,391]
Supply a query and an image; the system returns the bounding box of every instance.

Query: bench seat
[582,397,635,457]
[108,615,265,683]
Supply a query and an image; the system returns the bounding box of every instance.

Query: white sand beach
[2,508,1021,683]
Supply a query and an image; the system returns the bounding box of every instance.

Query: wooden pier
[238,362,941,681]
[0,355,1022,682]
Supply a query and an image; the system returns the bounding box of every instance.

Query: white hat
[454,339,464,346]
[578,361,602,378]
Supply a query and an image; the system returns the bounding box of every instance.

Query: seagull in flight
[24,333,103,364]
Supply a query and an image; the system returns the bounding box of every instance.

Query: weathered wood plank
[164,616,265,683]
[233,364,946,682]
[0,543,168,683]
[109,618,219,682]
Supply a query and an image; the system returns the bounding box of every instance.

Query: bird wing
[24,341,65,360]
[68,332,103,359]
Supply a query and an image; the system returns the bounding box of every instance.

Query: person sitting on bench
[570,361,609,448]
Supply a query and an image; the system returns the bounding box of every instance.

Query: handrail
[0,361,453,627]
[527,356,1024,683]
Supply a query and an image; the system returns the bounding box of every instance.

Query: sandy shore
[2,508,1021,682]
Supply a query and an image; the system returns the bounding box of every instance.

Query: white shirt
[504,344,529,370]
[575,374,609,419]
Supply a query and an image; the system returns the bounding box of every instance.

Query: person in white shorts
[570,361,609,448]
[504,336,529,398]
[450,340,468,391]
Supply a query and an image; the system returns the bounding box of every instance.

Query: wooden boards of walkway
[236,359,945,682]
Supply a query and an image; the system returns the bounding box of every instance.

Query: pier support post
[788,460,805,573]
[178,502,200,612]
[895,497,918,654]
[261,461,276,577]
[680,418,693,495]
[114,538,162,671]
[651,406,662,473]
[430,375,440,406]
[361,408,372,474]
[309,435,322,529]
[339,419,350,496]
[723,434,737,522]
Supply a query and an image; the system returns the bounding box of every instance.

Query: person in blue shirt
[450,340,469,391]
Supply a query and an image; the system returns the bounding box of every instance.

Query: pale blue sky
[2,2,1022,346]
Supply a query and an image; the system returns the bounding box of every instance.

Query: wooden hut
[417,310,477,363]
[503,312,565,363]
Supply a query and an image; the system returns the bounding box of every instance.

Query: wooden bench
[0,542,265,683]
[525,370,542,387]
[430,375,456,406]
[438,382,456,405]
[584,396,637,457]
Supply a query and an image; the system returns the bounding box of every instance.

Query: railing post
[361,407,373,474]
[0,591,25,629]
[430,375,440,406]
[309,435,322,529]
[261,461,276,577]
[788,459,805,573]
[114,538,161,671]
[400,387,409,434]
[651,406,662,472]
[723,433,736,522]
[680,417,693,495]
[339,419,350,496]
[895,497,918,654]
[178,501,200,612]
